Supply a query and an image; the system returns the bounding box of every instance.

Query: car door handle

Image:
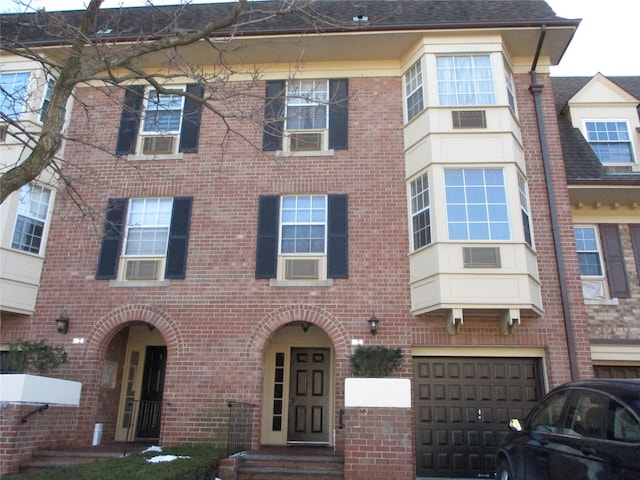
[581,447,597,456]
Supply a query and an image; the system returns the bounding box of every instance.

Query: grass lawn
[6,444,223,480]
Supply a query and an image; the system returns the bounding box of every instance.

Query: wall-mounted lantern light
[55,312,69,334]
[368,313,379,336]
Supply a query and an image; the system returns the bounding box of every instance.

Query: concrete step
[236,449,344,480]
[20,448,128,472]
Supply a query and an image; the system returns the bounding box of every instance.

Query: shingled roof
[1,0,578,46]
[551,76,640,185]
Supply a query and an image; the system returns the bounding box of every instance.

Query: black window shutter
[629,224,640,284]
[329,79,348,150]
[255,195,279,278]
[115,86,144,155]
[96,198,127,279]
[263,80,285,151]
[165,197,193,279]
[327,194,348,278]
[600,224,630,298]
[179,84,204,153]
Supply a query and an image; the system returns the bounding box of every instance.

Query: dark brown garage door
[414,357,543,478]
[594,365,640,378]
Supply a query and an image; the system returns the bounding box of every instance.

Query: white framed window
[504,57,517,112]
[39,76,56,123]
[284,80,329,152]
[280,195,327,254]
[444,168,510,241]
[410,172,431,250]
[518,173,532,247]
[574,226,603,277]
[584,121,634,163]
[436,55,496,106]
[0,72,31,120]
[405,60,424,121]
[11,183,52,255]
[123,198,173,257]
[138,87,185,155]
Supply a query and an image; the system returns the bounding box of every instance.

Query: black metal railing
[21,404,49,423]
[126,400,163,443]
[226,401,255,456]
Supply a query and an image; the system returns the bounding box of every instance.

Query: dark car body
[495,379,640,480]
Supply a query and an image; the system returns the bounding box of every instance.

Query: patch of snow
[146,454,190,464]
[141,445,163,453]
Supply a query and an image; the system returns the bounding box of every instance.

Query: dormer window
[585,121,634,163]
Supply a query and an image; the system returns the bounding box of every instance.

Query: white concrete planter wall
[0,374,82,406]
[345,377,411,408]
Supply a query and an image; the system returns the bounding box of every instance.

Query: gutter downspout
[529,25,580,381]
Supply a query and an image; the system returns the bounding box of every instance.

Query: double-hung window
[574,226,603,277]
[281,195,327,255]
[410,173,431,250]
[445,168,510,241]
[39,77,56,123]
[436,55,496,106]
[124,198,173,257]
[405,60,424,121]
[115,84,203,156]
[138,88,185,155]
[120,198,173,281]
[585,121,634,163]
[285,80,329,152]
[11,183,51,255]
[504,58,517,112]
[96,197,193,281]
[0,72,31,120]
[518,173,533,247]
[262,79,348,152]
[255,194,348,281]
[575,225,631,300]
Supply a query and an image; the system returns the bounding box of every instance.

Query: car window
[563,391,608,439]
[610,400,640,443]
[529,390,570,434]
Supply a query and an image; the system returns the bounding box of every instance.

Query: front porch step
[20,446,129,473]
[236,448,344,480]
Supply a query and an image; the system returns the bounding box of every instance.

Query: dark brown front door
[288,347,330,443]
[414,357,543,478]
[136,346,166,440]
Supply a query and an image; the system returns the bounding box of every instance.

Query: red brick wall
[343,407,414,480]
[0,403,78,475]
[5,76,413,450]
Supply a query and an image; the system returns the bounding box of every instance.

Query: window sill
[275,149,335,158]
[584,298,619,306]
[108,279,170,288]
[127,153,184,161]
[269,279,334,287]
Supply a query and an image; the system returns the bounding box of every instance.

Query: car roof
[550,379,640,416]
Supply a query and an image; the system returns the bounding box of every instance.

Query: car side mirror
[509,418,524,432]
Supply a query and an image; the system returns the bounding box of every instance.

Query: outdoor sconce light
[368,313,379,336]
[55,312,69,334]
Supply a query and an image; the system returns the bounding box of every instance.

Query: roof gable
[568,73,639,107]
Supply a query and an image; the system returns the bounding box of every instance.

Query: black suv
[496,379,640,480]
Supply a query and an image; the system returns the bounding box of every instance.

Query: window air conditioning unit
[287,131,325,152]
[284,258,320,279]
[124,259,161,280]
[463,247,501,268]
[452,110,487,129]
[141,135,176,155]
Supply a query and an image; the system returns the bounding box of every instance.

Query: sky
[2,0,639,77]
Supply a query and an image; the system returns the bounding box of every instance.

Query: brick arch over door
[247,304,350,362]
[83,304,184,366]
